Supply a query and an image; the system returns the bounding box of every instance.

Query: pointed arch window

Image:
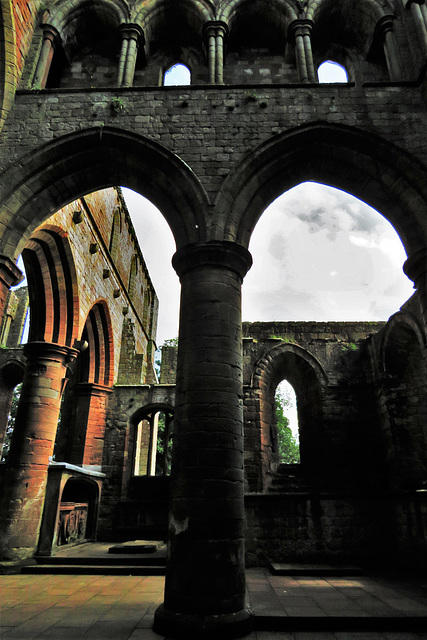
[163,63,191,86]
[275,380,300,465]
[318,60,348,83]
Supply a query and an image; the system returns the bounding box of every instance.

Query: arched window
[318,60,348,83]
[134,409,174,476]
[164,64,191,86]
[275,380,300,464]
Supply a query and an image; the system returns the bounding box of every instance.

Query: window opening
[164,64,191,86]
[318,60,348,83]
[134,409,174,476]
[275,380,300,464]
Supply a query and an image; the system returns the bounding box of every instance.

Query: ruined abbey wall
[1,0,427,635]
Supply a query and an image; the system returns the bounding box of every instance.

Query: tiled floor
[0,568,426,639]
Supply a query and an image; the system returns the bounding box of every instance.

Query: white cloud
[123,182,414,342]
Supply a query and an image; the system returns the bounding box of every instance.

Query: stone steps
[20,540,167,576]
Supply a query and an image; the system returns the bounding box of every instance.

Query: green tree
[275,387,300,464]
[1,383,22,461]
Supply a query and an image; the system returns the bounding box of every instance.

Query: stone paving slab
[0,569,426,639]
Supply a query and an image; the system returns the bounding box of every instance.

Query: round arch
[307,0,388,25]
[380,310,426,371]
[79,300,114,387]
[129,402,174,478]
[22,225,80,347]
[219,0,297,27]
[216,122,427,257]
[0,126,209,261]
[49,0,129,32]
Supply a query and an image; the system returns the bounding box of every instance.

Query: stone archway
[217,122,427,256]
[0,126,209,261]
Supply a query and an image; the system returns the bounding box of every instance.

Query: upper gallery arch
[215,122,427,258]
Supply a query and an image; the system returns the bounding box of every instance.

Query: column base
[153,603,253,639]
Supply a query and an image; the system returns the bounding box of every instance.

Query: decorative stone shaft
[0,342,78,560]
[376,16,403,80]
[203,22,228,84]
[154,241,253,638]
[289,20,316,83]
[32,25,59,89]
[406,0,427,54]
[119,24,144,88]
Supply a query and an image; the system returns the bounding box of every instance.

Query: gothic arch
[217,122,427,258]
[252,341,327,485]
[0,126,209,261]
[22,225,79,347]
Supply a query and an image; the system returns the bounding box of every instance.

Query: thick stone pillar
[154,241,252,639]
[121,24,144,88]
[117,28,130,86]
[0,255,22,322]
[203,21,228,84]
[376,16,403,80]
[289,20,316,83]
[67,383,112,467]
[32,25,60,89]
[0,342,77,560]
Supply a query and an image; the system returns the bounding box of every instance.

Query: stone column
[215,22,228,84]
[117,27,130,86]
[203,21,228,84]
[67,383,112,467]
[289,20,316,83]
[203,23,217,84]
[0,341,77,561]
[0,255,22,322]
[32,25,60,89]
[376,16,403,80]
[404,0,427,54]
[121,24,144,88]
[154,241,253,638]
[404,248,427,329]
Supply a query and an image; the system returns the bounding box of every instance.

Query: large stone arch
[217,122,427,256]
[307,0,389,25]
[251,341,328,489]
[0,126,210,261]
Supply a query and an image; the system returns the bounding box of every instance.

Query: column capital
[374,14,397,38]
[202,20,229,40]
[403,0,425,8]
[403,247,427,282]
[0,255,23,289]
[172,241,252,280]
[288,19,314,42]
[41,23,61,47]
[24,341,79,367]
[120,22,144,44]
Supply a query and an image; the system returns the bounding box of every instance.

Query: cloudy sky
[124,182,414,347]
